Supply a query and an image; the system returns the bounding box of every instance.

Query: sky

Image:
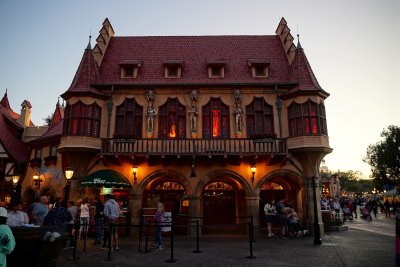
[0,0,399,179]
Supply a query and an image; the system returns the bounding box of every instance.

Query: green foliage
[333,170,372,194]
[42,114,53,126]
[364,125,400,187]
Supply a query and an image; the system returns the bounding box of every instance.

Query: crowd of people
[321,196,400,222]
[0,194,123,254]
[263,199,303,239]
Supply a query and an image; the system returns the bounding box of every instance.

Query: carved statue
[146,101,157,133]
[188,101,198,133]
[234,101,243,132]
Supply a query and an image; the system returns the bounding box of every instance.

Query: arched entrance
[143,179,188,215]
[259,181,286,228]
[201,178,246,235]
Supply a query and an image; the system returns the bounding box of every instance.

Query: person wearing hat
[0,207,16,266]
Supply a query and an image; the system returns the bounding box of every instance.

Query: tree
[364,125,400,187]
[334,170,367,195]
[43,114,53,126]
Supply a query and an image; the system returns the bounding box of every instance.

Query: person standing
[103,194,120,251]
[27,195,49,226]
[0,207,16,267]
[66,200,77,248]
[154,202,165,250]
[43,199,72,234]
[93,197,104,246]
[264,200,276,238]
[276,199,288,238]
[78,198,90,240]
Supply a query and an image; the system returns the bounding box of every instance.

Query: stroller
[342,206,353,221]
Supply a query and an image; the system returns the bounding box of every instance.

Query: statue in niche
[146,101,157,133]
[188,101,198,133]
[234,100,243,132]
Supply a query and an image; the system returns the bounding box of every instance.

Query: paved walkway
[51,213,396,267]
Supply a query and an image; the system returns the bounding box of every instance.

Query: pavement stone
[53,213,396,267]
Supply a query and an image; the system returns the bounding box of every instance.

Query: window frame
[202,97,230,139]
[158,98,186,139]
[288,99,328,137]
[245,97,275,138]
[114,98,143,138]
[63,101,102,137]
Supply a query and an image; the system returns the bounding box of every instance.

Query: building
[18,17,332,235]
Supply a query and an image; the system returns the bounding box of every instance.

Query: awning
[81,169,132,189]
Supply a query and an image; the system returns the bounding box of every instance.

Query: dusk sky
[0,0,399,178]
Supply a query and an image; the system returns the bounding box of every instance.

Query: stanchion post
[138,217,143,252]
[107,223,112,260]
[193,219,201,253]
[83,220,87,252]
[145,221,150,253]
[70,221,79,260]
[166,223,177,263]
[245,221,256,259]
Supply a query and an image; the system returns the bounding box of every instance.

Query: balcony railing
[101,138,287,157]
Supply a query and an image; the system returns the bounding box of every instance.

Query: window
[288,99,328,137]
[164,60,183,78]
[114,98,143,138]
[207,60,225,78]
[247,59,269,78]
[35,148,42,159]
[158,98,186,139]
[202,98,230,139]
[63,101,101,137]
[49,146,57,157]
[120,60,141,78]
[246,97,275,138]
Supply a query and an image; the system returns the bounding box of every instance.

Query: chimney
[17,100,32,128]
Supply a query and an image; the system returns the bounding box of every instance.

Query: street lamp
[65,167,74,202]
[33,173,42,189]
[132,165,138,183]
[12,175,19,186]
[250,165,256,183]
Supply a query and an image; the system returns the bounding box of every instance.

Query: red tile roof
[0,107,28,163]
[62,45,106,99]
[49,100,64,129]
[97,35,293,86]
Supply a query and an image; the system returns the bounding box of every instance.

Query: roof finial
[297,34,302,49]
[86,34,92,50]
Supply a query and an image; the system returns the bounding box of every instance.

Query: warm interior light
[65,167,74,180]
[169,124,176,138]
[33,173,40,181]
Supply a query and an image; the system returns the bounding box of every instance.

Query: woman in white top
[264,200,277,238]
[78,198,90,240]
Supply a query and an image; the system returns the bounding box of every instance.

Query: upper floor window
[159,98,186,139]
[114,98,143,138]
[207,60,225,78]
[288,99,328,137]
[35,148,42,159]
[49,146,57,157]
[247,59,269,78]
[164,60,183,78]
[120,60,141,78]
[246,97,275,138]
[202,98,230,139]
[63,101,101,137]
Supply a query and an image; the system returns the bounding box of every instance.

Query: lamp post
[132,165,138,183]
[65,167,74,202]
[250,165,256,183]
[312,176,322,245]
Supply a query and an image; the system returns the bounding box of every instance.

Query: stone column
[187,196,201,236]
[245,196,260,226]
[129,193,142,238]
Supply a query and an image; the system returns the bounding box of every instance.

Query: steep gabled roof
[49,99,64,129]
[97,35,293,86]
[0,90,11,109]
[0,107,28,163]
[289,40,328,96]
[61,41,106,99]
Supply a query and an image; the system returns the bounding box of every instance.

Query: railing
[101,138,287,157]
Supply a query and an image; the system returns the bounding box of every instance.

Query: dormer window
[164,60,183,78]
[248,59,269,78]
[120,60,141,78]
[207,60,225,78]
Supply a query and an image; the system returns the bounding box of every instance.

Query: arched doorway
[143,180,188,216]
[259,181,286,228]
